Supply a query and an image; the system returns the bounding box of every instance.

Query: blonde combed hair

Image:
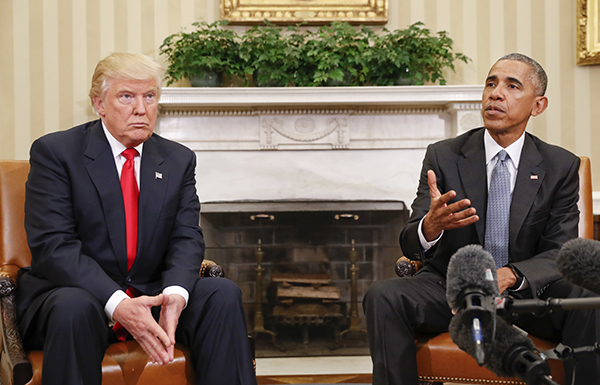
[89,52,164,110]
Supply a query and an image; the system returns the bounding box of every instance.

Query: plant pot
[252,70,286,87]
[324,71,354,87]
[394,68,417,86]
[190,68,223,87]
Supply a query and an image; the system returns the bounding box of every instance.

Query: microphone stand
[496,296,600,385]
[496,296,600,318]
[543,342,600,361]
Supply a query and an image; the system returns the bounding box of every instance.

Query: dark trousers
[363,270,600,385]
[20,277,257,385]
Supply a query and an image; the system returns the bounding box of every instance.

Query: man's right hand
[112,294,173,365]
[422,170,479,241]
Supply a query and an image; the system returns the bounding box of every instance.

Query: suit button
[126,277,132,283]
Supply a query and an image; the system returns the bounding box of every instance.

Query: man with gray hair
[364,53,599,385]
[16,52,257,385]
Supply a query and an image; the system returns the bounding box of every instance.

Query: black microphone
[449,310,559,385]
[557,238,600,295]
[446,245,499,365]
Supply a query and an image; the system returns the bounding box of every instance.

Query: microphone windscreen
[446,245,500,310]
[449,309,535,377]
[557,237,600,295]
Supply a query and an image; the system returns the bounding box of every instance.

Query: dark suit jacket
[16,119,205,329]
[400,127,580,298]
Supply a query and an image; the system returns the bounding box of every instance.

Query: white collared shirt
[417,130,525,250]
[101,122,189,323]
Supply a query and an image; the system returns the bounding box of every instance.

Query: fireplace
[157,85,484,356]
[200,200,408,356]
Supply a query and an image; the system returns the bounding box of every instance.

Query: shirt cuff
[105,290,130,325]
[163,285,189,309]
[507,265,529,292]
[418,215,443,251]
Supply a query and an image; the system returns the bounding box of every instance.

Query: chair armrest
[0,264,21,291]
[395,257,423,277]
[0,275,33,385]
[200,260,225,278]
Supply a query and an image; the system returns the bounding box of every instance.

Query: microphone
[557,238,600,295]
[446,245,499,365]
[450,310,559,385]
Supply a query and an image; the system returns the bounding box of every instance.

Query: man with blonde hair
[16,52,257,385]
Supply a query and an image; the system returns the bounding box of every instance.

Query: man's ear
[531,96,548,117]
[93,96,105,117]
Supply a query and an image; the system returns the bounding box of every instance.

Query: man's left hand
[159,293,186,362]
[497,267,517,293]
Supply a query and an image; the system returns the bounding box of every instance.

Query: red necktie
[121,148,139,270]
[114,148,139,341]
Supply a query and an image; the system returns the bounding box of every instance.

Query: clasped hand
[112,293,186,365]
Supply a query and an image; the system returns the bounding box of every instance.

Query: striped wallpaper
[2,0,600,190]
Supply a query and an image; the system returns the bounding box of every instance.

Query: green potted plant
[369,22,470,86]
[239,21,302,87]
[159,20,242,86]
[304,21,375,86]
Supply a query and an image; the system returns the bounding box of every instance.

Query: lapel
[509,134,544,253]
[134,136,168,270]
[457,129,487,244]
[84,121,128,274]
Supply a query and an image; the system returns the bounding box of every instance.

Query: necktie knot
[497,149,508,163]
[122,148,138,161]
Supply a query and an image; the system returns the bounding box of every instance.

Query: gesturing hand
[422,170,479,241]
[158,293,186,363]
[112,294,173,365]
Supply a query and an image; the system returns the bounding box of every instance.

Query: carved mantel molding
[157,85,484,151]
[156,86,484,203]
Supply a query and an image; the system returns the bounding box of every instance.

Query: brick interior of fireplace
[200,201,409,357]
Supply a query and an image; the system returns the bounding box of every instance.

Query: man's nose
[489,86,504,100]
[132,96,146,114]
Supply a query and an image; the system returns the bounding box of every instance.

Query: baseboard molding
[257,373,372,384]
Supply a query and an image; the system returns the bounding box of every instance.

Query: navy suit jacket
[17,120,205,328]
[400,127,580,298]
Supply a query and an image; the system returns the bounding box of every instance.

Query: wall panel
[1,0,599,197]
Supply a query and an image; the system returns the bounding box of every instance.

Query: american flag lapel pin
[155,172,163,180]
[530,175,538,180]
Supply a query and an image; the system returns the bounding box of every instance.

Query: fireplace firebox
[200,200,409,356]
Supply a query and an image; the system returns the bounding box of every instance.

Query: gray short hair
[496,53,547,96]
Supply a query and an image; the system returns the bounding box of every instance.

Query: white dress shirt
[101,123,189,323]
[416,129,528,290]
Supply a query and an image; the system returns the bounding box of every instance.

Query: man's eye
[119,94,133,103]
[144,94,156,103]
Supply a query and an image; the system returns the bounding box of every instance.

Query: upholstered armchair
[0,160,242,385]
[394,156,593,385]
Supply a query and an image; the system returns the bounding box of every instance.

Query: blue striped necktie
[485,150,511,269]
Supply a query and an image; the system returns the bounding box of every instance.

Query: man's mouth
[485,105,504,114]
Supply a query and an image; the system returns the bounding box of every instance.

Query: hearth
[200,200,408,356]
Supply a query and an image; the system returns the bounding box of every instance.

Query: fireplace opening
[200,200,409,357]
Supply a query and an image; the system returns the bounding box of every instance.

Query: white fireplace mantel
[156,86,484,205]
[159,85,483,108]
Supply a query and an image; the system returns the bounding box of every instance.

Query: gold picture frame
[220,0,388,25]
[577,0,600,65]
